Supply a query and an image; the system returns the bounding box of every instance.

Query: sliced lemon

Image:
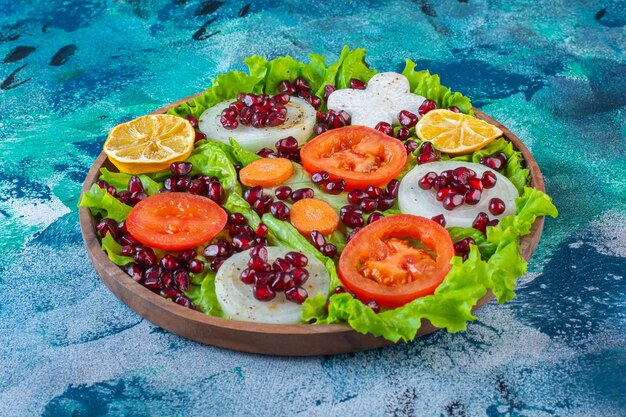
[103,114,195,174]
[415,109,502,155]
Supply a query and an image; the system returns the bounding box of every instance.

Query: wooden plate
[79,97,546,356]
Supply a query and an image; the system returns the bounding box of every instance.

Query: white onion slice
[398,161,519,228]
[198,97,317,152]
[214,247,330,324]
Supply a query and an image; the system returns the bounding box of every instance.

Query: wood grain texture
[79,99,546,356]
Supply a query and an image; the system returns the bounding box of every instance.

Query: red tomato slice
[126,192,227,251]
[338,214,454,308]
[300,126,407,190]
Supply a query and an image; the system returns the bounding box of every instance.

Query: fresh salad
[79,47,557,343]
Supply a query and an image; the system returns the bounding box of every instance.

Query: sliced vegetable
[214,247,330,324]
[289,198,339,236]
[198,97,317,151]
[300,126,407,190]
[239,157,294,188]
[126,193,227,251]
[338,214,454,308]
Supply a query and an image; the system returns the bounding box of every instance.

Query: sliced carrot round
[239,158,294,188]
[290,198,339,236]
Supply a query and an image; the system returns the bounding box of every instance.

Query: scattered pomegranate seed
[418,99,437,115]
[256,147,273,158]
[232,234,257,251]
[436,187,456,202]
[349,79,366,89]
[347,189,368,205]
[273,257,291,272]
[291,268,309,286]
[253,285,276,301]
[404,140,419,154]
[447,106,461,113]
[311,171,330,185]
[174,269,190,290]
[340,210,364,228]
[454,237,476,254]
[323,84,336,101]
[367,212,385,224]
[480,156,503,171]
[324,179,346,195]
[255,223,269,238]
[170,162,192,177]
[291,188,314,201]
[207,182,224,204]
[489,198,506,215]
[398,110,418,128]
[442,193,464,210]
[127,264,143,282]
[211,257,227,272]
[244,185,264,204]
[285,286,308,304]
[377,197,395,210]
[359,198,378,212]
[320,244,337,257]
[418,153,439,164]
[310,230,326,248]
[188,259,204,274]
[195,131,206,142]
[314,123,328,135]
[160,254,179,270]
[275,136,299,154]
[252,195,273,214]
[481,171,497,188]
[472,212,490,234]
[294,76,310,91]
[278,80,296,95]
[285,251,308,267]
[134,247,157,267]
[375,121,393,136]
[365,300,380,313]
[464,188,482,205]
[240,268,256,284]
[270,201,290,220]
[385,179,400,198]
[418,172,438,190]
[431,214,446,227]
[346,227,361,242]
[185,114,199,128]
[274,185,292,200]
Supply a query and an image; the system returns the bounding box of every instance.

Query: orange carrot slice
[239,158,294,187]
[290,198,339,236]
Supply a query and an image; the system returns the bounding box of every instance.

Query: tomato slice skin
[338,214,454,308]
[300,126,407,190]
[126,192,227,251]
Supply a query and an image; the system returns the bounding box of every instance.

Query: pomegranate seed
[316,111,326,122]
[489,198,506,215]
[169,161,192,178]
[174,269,190,291]
[97,219,120,241]
[118,220,128,235]
[175,177,190,191]
[374,121,393,136]
[363,185,381,199]
[120,234,140,246]
[229,101,245,112]
[207,182,224,204]
[244,186,264,204]
[480,156,503,171]
[253,285,276,302]
[452,180,469,195]
[106,185,117,197]
[174,294,194,308]
[255,237,267,247]
[117,190,132,205]
[160,254,180,270]
[252,195,273,215]
[294,76,310,91]
[310,230,326,248]
[239,107,253,125]
[367,212,385,224]
[468,178,483,191]
[251,111,267,128]
[229,213,247,225]
[249,245,268,261]
[418,172,438,190]
[211,257,227,272]
[472,212,490,234]
[320,244,337,257]
[270,201,290,220]
[240,268,256,284]
[494,152,508,164]
[398,110,418,128]
[404,140,419,154]
[347,189,368,205]
[431,214,446,227]
[232,234,257,251]
[163,177,176,191]
[365,300,380,313]
[442,193,464,210]
[447,106,461,113]
[186,180,203,195]
[326,113,344,129]
[453,167,476,182]
[432,176,447,192]
[323,84,335,101]
[273,93,291,105]
[272,257,291,272]
[395,127,410,141]
[254,223,268,238]
[188,259,204,274]
[314,123,328,135]
[128,176,144,194]
[269,271,290,292]
[291,188,314,201]
[177,248,197,264]
[436,187,456,202]
[324,179,346,195]
[309,96,322,109]
[241,94,259,107]
[420,142,435,155]
[418,153,439,164]
[385,179,400,198]
[267,112,286,127]
[120,245,136,257]
[297,90,311,100]
[276,136,299,154]
[272,105,287,116]
[337,110,351,125]
[221,115,239,129]
[96,180,109,189]
[278,80,296,95]
[161,288,182,300]
[349,79,366,89]
[346,227,361,242]
[161,270,174,288]
[274,185,292,201]
[481,171,497,188]
[333,286,355,296]
[359,198,378,212]
[143,275,162,292]
[418,99,437,115]
[195,131,206,142]
[465,188,482,205]
[248,256,271,272]
[185,114,199,128]
[488,219,500,227]
[285,286,308,304]
[311,171,330,185]
[254,272,273,286]
[377,197,395,211]
[291,268,309,286]
[127,264,143,282]
[454,237,476,254]
[341,211,364,228]
[134,247,157,267]
[285,251,308,267]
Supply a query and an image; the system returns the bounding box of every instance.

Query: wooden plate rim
[79,96,546,355]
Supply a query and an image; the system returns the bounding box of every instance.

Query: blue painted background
[1,0,625,416]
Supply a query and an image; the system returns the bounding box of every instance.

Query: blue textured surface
[1,1,625,416]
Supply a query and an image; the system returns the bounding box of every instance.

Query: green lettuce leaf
[223,192,262,230]
[98,168,162,195]
[316,46,350,97]
[187,141,240,194]
[101,233,134,266]
[301,53,328,95]
[228,137,260,166]
[335,47,377,89]
[185,271,224,317]
[78,184,132,223]
[402,59,473,114]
